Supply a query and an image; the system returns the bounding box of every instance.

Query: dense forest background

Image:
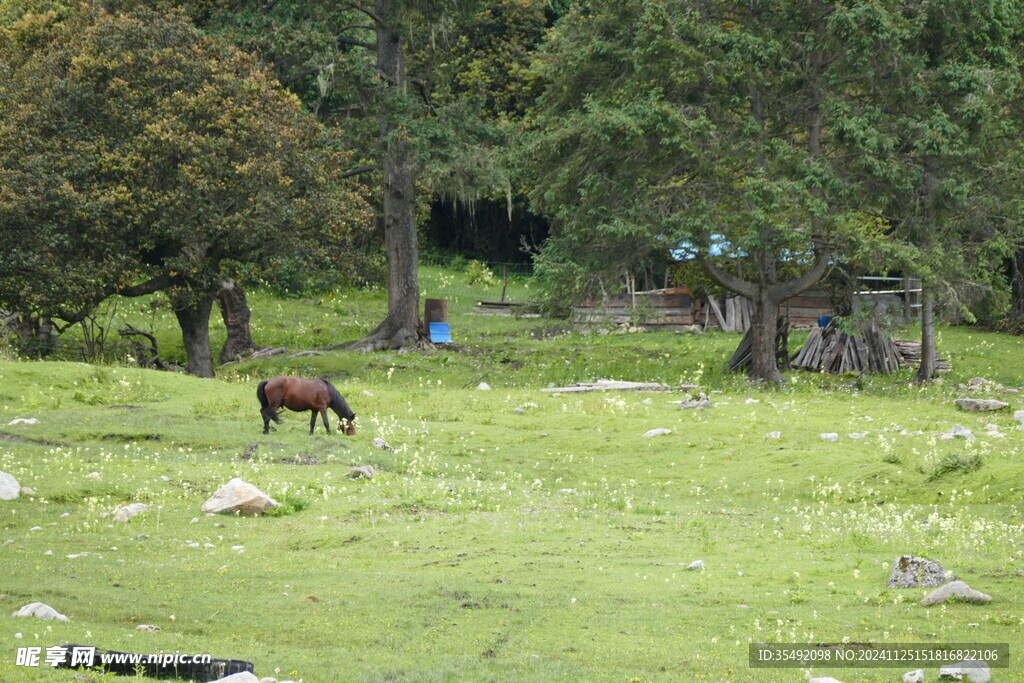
[4,0,1024,381]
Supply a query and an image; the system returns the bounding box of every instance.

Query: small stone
[920,580,992,607]
[941,424,975,441]
[44,550,52,556]
[765,431,781,439]
[136,624,161,632]
[7,418,38,425]
[190,517,199,524]
[0,471,19,501]
[849,433,865,439]
[260,678,279,683]
[362,390,375,397]
[371,437,395,451]
[887,555,954,588]
[112,503,149,523]
[679,393,712,410]
[820,433,839,442]
[12,602,69,621]
[20,487,35,496]
[210,673,260,683]
[686,560,705,571]
[85,472,100,480]
[939,660,991,682]
[954,398,1009,412]
[809,678,844,683]
[476,382,491,391]
[903,670,925,683]
[643,428,672,438]
[346,465,377,479]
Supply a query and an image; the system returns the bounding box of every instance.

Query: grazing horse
[257,376,356,436]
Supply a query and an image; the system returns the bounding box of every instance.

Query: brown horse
[257,376,356,436]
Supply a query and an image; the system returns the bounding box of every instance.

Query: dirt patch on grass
[0,431,61,446]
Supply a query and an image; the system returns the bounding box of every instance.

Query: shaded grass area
[1,271,1023,681]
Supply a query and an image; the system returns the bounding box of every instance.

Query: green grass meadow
[1,266,1023,681]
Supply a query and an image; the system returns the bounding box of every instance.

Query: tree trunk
[172,294,215,378]
[350,0,420,352]
[217,278,258,363]
[916,288,936,382]
[749,293,783,385]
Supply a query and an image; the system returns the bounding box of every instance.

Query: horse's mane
[319,378,355,420]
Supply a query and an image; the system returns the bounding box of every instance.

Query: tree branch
[338,37,377,51]
[697,254,757,299]
[115,274,175,298]
[338,164,380,179]
[769,248,833,302]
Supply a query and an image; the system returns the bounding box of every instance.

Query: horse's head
[343,418,356,436]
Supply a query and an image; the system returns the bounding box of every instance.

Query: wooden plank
[707,296,728,331]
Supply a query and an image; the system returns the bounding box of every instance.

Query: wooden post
[501,265,508,303]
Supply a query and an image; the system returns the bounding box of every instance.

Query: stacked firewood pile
[790,319,903,374]
[892,339,951,372]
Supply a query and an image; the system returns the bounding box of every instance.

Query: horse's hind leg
[319,408,331,435]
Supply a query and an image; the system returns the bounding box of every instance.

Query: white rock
[7,418,38,425]
[939,660,991,682]
[362,390,375,397]
[476,382,491,391]
[809,678,844,683]
[941,424,975,441]
[643,428,672,438]
[260,677,279,683]
[1014,409,1024,425]
[136,624,161,632]
[12,602,69,621]
[371,437,395,451]
[848,433,865,439]
[820,433,839,442]
[201,478,279,516]
[903,670,925,683]
[85,472,101,480]
[920,580,992,607]
[112,503,149,523]
[20,487,35,495]
[686,560,705,571]
[766,431,781,439]
[0,471,19,501]
[345,465,377,479]
[211,673,260,683]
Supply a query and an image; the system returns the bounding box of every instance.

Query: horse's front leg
[262,415,270,435]
[309,411,318,435]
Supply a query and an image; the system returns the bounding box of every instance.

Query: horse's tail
[321,379,356,422]
[257,380,281,423]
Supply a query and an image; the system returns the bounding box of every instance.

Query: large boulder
[201,479,279,516]
[954,398,1009,412]
[0,471,19,501]
[886,555,955,588]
